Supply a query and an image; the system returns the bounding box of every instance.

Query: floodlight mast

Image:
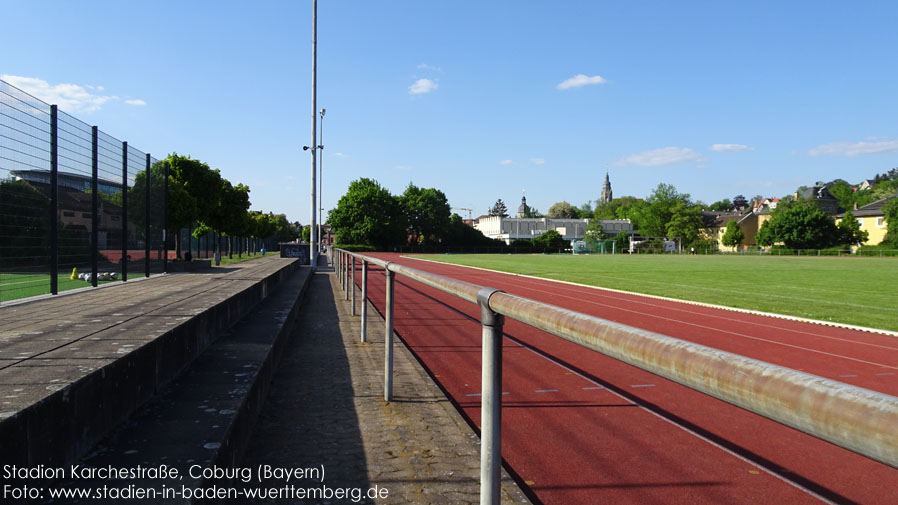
[309,0,318,267]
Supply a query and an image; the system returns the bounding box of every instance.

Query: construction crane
[452,207,473,220]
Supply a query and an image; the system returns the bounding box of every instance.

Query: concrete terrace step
[43,263,314,504]
[0,256,302,473]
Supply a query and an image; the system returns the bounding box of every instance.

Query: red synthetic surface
[347,253,898,505]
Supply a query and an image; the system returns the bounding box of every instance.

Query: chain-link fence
[1,79,170,303]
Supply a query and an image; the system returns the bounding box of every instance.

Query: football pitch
[0,272,116,303]
[409,254,898,332]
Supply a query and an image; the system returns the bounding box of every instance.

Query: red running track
[348,253,898,505]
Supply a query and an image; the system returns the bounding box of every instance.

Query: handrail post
[361,260,368,342]
[478,287,505,505]
[384,264,395,401]
[351,256,357,315]
[345,253,351,301]
[339,251,345,290]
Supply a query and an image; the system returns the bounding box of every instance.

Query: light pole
[308,0,318,267]
[318,108,325,256]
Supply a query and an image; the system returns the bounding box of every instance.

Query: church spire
[601,172,612,203]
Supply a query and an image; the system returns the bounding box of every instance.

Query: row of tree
[131,154,299,259]
[328,178,505,250]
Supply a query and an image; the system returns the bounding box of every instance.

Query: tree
[721,219,745,249]
[765,200,839,249]
[665,202,704,246]
[837,211,868,247]
[732,195,749,210]
[547,201,575,218]
[0,179,50,266]
[629,183,692,237]
[443,213,505,247]
[584,220,605,243]
[531,230,567,251]
[756,220,774,247]
[708,199,732,211]
[881,198,898,247]
[489,199,508,217]
[595,196,640,220]
[328,178,407,250]
[400,183,451,244]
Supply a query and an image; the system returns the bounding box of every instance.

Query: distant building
[834,193,896,248]
[795,183,842,216]
[515,195,529,218]
[600,172,612,204]
[475,216,632,245]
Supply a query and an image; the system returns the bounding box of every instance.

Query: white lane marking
[876,372,895,376]
[839,374,858,378]
[407,255,898,338]
[535,389,558,393]
[583,386,605,390]
[631,384,656,388]
[496,277,898,371]
[510,335,841,505]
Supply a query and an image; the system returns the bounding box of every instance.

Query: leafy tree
[301,225,311,243]
[204,179,251,257]
[268,213,300,243]
[547,201,575,218]
[765,200,839,249]
[531,229,567,251]
[629,183,691,237]
[489,199,509,218]
[522,206,543,218]
[837,211,868,247]
[328,178,407,250]
[578,200,593,217]
[721,219,745,249]
[665,202,704,246]
[594,196,640,220]
[708,199,732,211]
[0,179,50,266]
[584,220,605,243]
[443,213,505,247]
[828,180,855,210]
[732,195,749,210]
[400,183,450,244]
[756,220,774,247]
[166,153,222,225]
[881,198,898,247]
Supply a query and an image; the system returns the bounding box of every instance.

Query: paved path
[240,269,532,504]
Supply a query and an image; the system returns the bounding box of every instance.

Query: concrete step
[43,265,313,504]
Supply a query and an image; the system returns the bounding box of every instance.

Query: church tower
[516,192,529,218]
[601,172,612,203]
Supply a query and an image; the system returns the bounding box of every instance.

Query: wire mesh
[0,78,165,303]
[0,80,52,302]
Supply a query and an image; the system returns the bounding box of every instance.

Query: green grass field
[410,254,898,332]
[0,254,269,303]
[0,272,118,302]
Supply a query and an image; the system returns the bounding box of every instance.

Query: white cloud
[333,152,349,158]
[529,158,546,165]
[125,99,147,106]
[709,143,754,152]
[808,139,898,157]
[417,63,442,72]
[499,160,515,165]
[1,75,118,113]
[409,78,438,95]
[615,147,704,167]
[556,73,607,90]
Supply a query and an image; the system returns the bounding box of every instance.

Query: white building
[475,216,633,245]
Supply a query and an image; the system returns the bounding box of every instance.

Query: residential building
[700,210,760,251]
[834,194,896,248]
[795,183,842,216]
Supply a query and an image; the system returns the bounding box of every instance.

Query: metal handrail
[334,249,898,505]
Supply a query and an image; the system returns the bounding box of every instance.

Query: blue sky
[2,1,897,223]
